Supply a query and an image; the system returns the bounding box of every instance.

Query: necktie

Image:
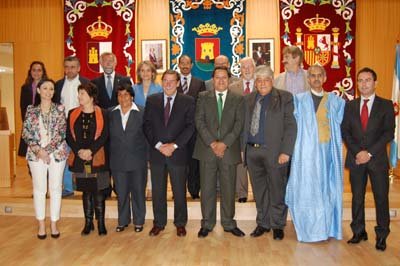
[244,81,251,95]
[217,93,223,124]
[106,75,113,99]
[164,96,172,126]
[250,96,264,136]
[182,77,188,94]
[361,99,369,131]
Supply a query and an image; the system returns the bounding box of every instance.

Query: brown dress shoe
[177,226,187,237]
[149,226,164,236]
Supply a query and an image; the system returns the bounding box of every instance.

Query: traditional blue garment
[133,82,163,107]
[285,91,345,242]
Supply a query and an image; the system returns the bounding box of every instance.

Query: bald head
[214,55,230,68]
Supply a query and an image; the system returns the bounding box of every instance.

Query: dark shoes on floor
[273,229,284,240]
[177,226,187,237]
[116,225,128,232]
[198,228,211,238]
[375,237,387,251]
[149,226,164,236]
[238,197,247,203]
[347,231,368,244]
[224,227,245,237]
[250,226,270,237]
[134,225,143,232]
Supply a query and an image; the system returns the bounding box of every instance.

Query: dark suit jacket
[177,76,206,101]
[143,92,195,166]
[341,95,395,169]
[242,88,297,168]
[91,73,131,109]
[108,106,147,171]
[53,76,90,104]
[193,90,244,164]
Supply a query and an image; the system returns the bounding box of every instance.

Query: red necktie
[244,81,251,95]
[361,99,369,131]
[164,97,172,126]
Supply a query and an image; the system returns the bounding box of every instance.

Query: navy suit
[91,73,131,109]
[341,95,395,239]
[143,92,195,228]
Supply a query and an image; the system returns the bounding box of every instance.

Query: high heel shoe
[51,232,60,239]
[37,234,47,240]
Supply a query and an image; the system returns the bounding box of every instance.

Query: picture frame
[248,38,274,70]
[141,39,167,73]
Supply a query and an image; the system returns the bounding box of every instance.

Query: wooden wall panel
[0,0,399,167]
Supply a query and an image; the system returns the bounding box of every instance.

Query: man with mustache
[274,46,309,95]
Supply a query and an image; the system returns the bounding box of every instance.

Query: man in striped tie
[177,55,206,200]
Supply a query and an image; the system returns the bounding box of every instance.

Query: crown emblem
[86,16,113,40]
[303,14,330,32]
[192,23,223,36]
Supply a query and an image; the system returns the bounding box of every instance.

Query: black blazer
[341,95,395,169]
[53,76,90,104]
[91,73,131,109]
[177,76,206,101]
[143,92,195,166]
[108,106,147,171]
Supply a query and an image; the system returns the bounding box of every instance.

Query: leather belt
[247,143,262,148]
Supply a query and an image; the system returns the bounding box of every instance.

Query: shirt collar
[65,75,80,82]
[361,93,375,102]
[113,102,140,112]
[215,89,228,97]
[310,88,324,97]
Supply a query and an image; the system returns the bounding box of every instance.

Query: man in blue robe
[285,65,345,242]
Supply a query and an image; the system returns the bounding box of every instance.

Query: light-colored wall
[0,0,399,165]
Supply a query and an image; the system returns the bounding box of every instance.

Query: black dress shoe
[134,225,143,232]
[375,238,386,251]
[116,225,128,232]
[51,232,60,239]
[149,226,164,236]
[347,231,368,244]
[250,226,270,237]
[198,228,211,238]
[238,197,247,203]
[273,229,284,240]
[37,234,47,240]
[224,227,245,237]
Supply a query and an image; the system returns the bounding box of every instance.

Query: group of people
[20,47,394,252]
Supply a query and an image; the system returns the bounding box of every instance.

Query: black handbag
[74,162,98,192]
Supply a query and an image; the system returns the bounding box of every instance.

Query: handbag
[73,161,98,192]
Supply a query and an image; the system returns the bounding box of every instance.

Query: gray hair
[240,56,256,67]
[254,65,274,79]
[307,64,326,77]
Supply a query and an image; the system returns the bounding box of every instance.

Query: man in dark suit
[177,54,206,200]
[342,67,395,251]
[194,66,245,238]
[143,69,195,237]
[91,52,131,109]
[53,56,89,198]
[243,65,296,240]
[109,83,147,233]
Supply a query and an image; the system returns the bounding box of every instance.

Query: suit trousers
[199,159,237,230]
[150,161,187,228]
[187,158,200,196]
[236,163,249,198]
[113,168,147,227]
[349,164,390,238]
[28,157,66,221]
[246,146,289,229]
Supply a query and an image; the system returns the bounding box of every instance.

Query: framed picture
[248,39,274,70]
[141,39,167,73]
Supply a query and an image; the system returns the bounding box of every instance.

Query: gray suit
[109,106,147,227]
[193,90,244,230]
[243,88,296,229]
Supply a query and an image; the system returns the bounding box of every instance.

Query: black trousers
[349,164,390,239]
[150,161,187,228]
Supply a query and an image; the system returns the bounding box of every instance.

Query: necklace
[40,105,52,138]
[82,112,94,139]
